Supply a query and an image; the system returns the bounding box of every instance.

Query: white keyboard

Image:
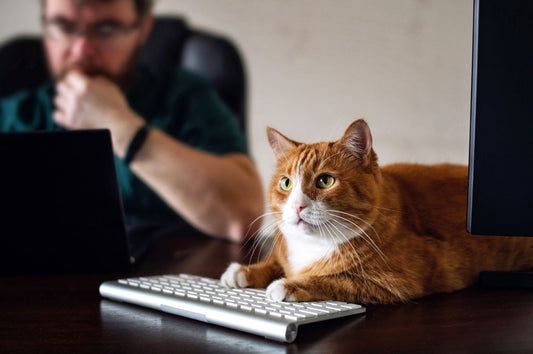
[99,273,366,342]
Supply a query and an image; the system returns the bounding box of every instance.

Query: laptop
[0,129,136,275]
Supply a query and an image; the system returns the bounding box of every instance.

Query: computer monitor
[468,0,533,287]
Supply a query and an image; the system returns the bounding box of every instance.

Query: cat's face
[268,120,381,244]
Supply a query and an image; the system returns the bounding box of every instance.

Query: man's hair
[41,0,154,17]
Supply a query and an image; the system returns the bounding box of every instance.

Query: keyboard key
[299,309,319,317]
[254,308,267,315]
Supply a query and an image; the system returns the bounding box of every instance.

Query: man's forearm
[127,127,264,242]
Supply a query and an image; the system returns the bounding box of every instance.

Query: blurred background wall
[0,0,473,200]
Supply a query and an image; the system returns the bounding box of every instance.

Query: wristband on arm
[124,125,150,165]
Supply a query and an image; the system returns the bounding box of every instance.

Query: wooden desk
[2,234,533,353]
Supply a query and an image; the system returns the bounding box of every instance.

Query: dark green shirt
[0,66,247,225]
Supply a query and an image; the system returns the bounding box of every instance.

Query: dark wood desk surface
[2,234,533,353]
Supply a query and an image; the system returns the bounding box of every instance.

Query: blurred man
[0,0,264,242]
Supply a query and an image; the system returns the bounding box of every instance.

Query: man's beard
[55,45,142,92]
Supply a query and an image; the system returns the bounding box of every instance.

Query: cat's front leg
[265,277,335,302]
[220,257,284,289]
[265,275,402,303]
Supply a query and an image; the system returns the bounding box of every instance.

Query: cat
[220,119,533,304]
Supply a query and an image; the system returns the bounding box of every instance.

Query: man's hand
[53,71,144,157]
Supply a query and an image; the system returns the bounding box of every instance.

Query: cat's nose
[296,205,305,215]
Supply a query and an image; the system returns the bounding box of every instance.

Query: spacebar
[160,303,296,342]
[160,304,207,322]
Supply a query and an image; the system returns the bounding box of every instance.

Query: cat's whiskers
[328,209,382,242]
[327,213,389,268]
[258,228,284,266]
[322,219,366,277]
[332,219,390,284]
[338,230,368,279]
[327,209,384,254]
[317,222,338,248]
[314,222,362,279]
[325,221,365,274]
[316,222,327,243]
[316,223,342,261]
[242,211,282,265]
[337,220,387,266]
[251,225,279,264]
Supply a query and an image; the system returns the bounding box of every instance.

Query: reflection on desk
[101,300,290,353]
[100,298,367,353]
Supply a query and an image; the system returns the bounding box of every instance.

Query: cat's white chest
[283,228,337,274]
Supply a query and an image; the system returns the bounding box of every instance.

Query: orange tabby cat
[220,119,533,304]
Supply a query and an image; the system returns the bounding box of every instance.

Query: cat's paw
[266,279,296,302]
[220,262,248,288]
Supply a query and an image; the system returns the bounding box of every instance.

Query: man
[0,0,264,242]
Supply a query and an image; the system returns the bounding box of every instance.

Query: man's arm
[53,71,264,242]
[129,129,264,242]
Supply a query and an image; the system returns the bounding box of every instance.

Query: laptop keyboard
[99,273,366,342]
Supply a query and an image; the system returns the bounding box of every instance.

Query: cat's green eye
[316,174,336,189]
[279,177,292,191]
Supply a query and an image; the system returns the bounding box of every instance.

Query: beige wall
[0,0,473,196]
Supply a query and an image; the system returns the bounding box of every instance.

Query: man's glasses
[42,18,141,47]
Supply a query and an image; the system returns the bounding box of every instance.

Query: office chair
[0,16,247,133]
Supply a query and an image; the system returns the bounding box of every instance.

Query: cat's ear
[340,119,373,160]
[267,127,299,159]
